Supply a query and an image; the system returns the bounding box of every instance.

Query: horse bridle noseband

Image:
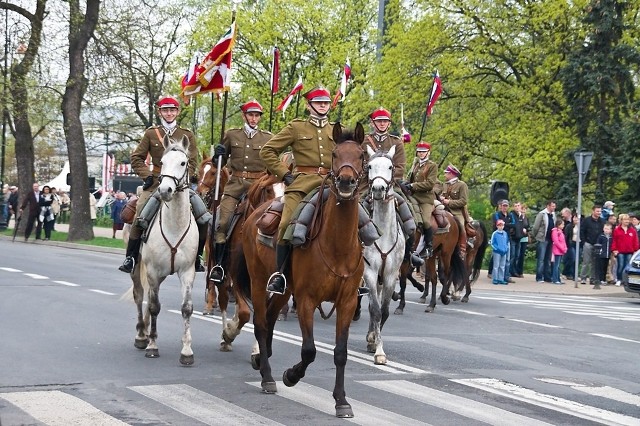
[330,141,365,201]
[158,148,190,193]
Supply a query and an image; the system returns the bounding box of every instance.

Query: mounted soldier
[118,95,210,273]
[260,86,338,295]
[437,164,473,260]
[209,100,271,282]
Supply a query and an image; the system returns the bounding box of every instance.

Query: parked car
[622,249,640,294]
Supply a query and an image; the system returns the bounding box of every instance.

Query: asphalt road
[1,238,639,425]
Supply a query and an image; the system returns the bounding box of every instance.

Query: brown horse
[393,211,466,314]
[240,123,366,418]
[195,156,229,315]
[448,220,488,303]
[217,173,279,351]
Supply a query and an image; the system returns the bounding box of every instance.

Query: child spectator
[551,218,568,284]
[491,219,509,285]
[593,223,613,290]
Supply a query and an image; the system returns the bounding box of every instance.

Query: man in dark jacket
[19,182,42,241]
[7,186,18,225]
[508,201,527,278]
[579,204,605,285]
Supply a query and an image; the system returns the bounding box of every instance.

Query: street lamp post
[0,7,9,231]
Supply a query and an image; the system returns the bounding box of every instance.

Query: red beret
[416,142,431,152]
[304,87,331,102]
[241,100,263,114]
[369,107,392,121]
[157,96,180,109]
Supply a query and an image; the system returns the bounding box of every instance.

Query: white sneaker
[615,280,621,286]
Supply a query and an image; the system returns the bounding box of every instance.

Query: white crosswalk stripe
[2,378,639,425]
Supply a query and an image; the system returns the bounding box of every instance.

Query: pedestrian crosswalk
[2,377,638,425]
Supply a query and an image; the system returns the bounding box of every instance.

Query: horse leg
[179,271,195,365]
[278,297,289,321]
[221,290,250,352]
[145,277,163,358]
[283,299,316,388]
[333,293,357,418]
[366,274,382,356]
[425,260,438,312]
[394,263,408,315]
[461,280,472,303]
[353,295,362,322]
[132,271,149,349]
[439,256,452,306]
[202,278,218,315]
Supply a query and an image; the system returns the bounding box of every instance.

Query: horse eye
[181,161,186,166]
[389,165,393,170]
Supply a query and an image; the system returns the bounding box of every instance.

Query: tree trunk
[62,0,100,241]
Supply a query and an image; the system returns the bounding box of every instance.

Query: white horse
[128,135,199,365]
[363,145,405,365]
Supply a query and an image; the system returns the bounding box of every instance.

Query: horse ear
[387,144,396,159]
[366,145,376,158]
[181,135,190,151]
[333,122,343,143]
[354,122,365,144]
[162,134,171,149]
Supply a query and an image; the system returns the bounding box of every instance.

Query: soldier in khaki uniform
[362,107,406,181]
[119,96,203,273]
[437,164,469,259]
[209,100,271,282]
[260,87,335,294]
[404,142,438,258]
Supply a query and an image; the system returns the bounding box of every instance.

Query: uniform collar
[161,119,177,136]
[309,115,328,128]
[243,123,258,138]
[445,177,459,184]
[373,132,388,143]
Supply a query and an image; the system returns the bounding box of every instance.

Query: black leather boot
[405,234,424,267]
[419,225,434,258]
[195,238,206,272]
[267,244,291,294]
[119,238,141,273]
[209,242,226,283]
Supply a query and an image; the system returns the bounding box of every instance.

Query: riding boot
[195,238,206,272]
[267,244,292,294]
[119,238,141,273]
[357,277,370,296]
[209,242,226,283]
[405,234,424,267]
[419,225,434,259]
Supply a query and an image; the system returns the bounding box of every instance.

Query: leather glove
[283,171,295,186]
[214,144,226,158]
[399,181,412,195]
[142,175,154,190]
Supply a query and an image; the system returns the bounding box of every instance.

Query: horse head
[158,134,190,201]
[366,145,396,201]
[331,122,365,200]
[196,157,217,197]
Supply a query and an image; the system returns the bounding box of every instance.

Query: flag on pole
[426,70,442,116]
[331,58,351,109]
[270,46,280,94]
[276,76,303,117]
[400,103,411,143]
[180,53,200,104]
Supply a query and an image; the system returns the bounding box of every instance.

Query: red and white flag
[270,46,280,94]
[276,76,303,117]
[426,70,442,116]
[180,53,200,104]
[332,58,351,109]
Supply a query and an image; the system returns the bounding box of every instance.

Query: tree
[0,0,46,211]
[62,0,100,240]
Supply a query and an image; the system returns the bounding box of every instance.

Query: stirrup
[266,272,286,295]
[118,256,135,273]
[357,287,370,297]
[410,253,424,268]
[419,247,433,259]
[209,264,225,283]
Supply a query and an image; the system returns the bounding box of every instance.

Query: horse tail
[120,285,134,302]
[451,244,467,293]
[470,221,489,283]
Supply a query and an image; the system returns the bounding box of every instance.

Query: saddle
[256,197,284,237]
[433,207,449,232]
[120,197,138,224]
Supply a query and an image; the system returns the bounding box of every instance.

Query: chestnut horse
[393,211,466,314]
[448,220,488,303]
[240,123,366,418]
[195,156,229,315]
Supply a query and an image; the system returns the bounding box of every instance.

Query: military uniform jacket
[441,178,468,212]
[362,133,406,180]
[408,160,438,204]
[131,126,198,179]
[221,128,271,174]
[260,117,335,194]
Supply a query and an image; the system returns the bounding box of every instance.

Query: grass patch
[1,227,125,249]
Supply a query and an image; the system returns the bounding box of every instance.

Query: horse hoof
[145,348,159,358]
[441,296,451,305]
[282,369,298,387]
[418,297,426,304]
[250,354,260,370]
[452,295,461,301]
[461,297,469,303]
[374,355,387,365]
[180,354,194,366]
[277,313,286,321]
[261,381,277,394]
[220,341,232,352]
[134,338,149,350]
[202,308,213,316]
[391,291,399,301]
[335,404,354,418]
[352,309,361,322]
[393,308,403,315]
[425,306,434,313]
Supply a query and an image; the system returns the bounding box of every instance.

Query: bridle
[367,153,394,202]
[158,147,190,193]
[330,141,365,201]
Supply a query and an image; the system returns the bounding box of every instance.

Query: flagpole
[418,70,441,142]
[294,92,300,118]
[219,3,238,144]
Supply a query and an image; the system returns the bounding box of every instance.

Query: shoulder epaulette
[178,126,193,132]
[259,129,273,135]
[146,125,160,130]
[389,134,402,141]
[292,118,305,123]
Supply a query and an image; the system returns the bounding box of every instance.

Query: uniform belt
[295,166,331,176]
[232,170,267,179]
[152,165,162,174]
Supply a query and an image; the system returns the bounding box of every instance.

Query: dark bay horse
[448,220,488,303]
[195,156,229,315]
[240,123,366,418]
[394,211,466,314]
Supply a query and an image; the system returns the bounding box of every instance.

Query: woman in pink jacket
[551,218,568,284]
[612,213,639,285]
